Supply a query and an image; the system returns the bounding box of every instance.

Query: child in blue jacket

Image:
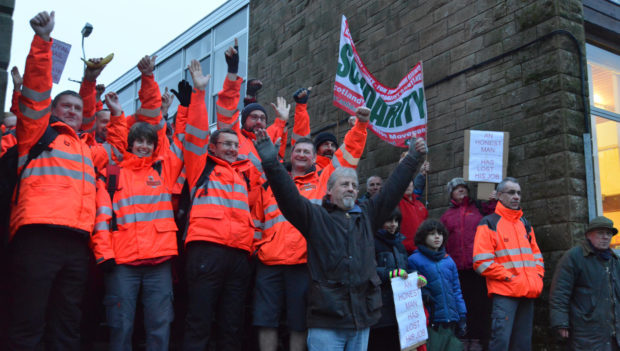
[408,219,466,350]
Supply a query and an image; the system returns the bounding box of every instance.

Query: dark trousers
[459,269,491,342]
[489,295,534,351]
[368,326,400,351]
[182,242,251,351]
[7,225,90,351]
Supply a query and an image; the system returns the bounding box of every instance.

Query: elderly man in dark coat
[254,129,426,351]
[550,216,620,350]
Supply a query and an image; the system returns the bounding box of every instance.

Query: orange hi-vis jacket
[254,163,335,265]
[91,74,184,264]
[79,79,98,134]
[1,128,16,157]
[183,89,258,252]
[472,201,545,298]
[10,35,109,237]
[215,77,286,185]
[172,106,189,196]
[2,89,20,156]
[292,100,369,171]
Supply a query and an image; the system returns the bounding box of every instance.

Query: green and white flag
[333,15,427,147]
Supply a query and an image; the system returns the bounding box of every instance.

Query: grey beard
[342,197,355,210]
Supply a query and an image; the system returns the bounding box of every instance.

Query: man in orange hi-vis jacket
[215,39,287,191]
[6,11,111,350]
[181,58,261,351]
[473,177,544,351]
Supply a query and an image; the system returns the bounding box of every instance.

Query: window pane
[156,52,183,83]
[595,116,620,247]
[185,33,212,65]
[214,7,247,45]
[587,44,620,114]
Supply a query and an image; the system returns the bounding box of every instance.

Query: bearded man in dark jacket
[254,129,426,351]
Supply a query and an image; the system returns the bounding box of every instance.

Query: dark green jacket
[549,240,620,349]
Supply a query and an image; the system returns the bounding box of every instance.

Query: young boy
[408,219,467,351]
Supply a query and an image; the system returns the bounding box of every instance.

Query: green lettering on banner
[412,88,425,119]
[337,44,353,77]
[385,102,404,128]
[370,97,388,126]
[349,58,361,85]
[402,95,413,124]
[360,78,376,108]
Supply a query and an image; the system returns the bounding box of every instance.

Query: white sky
[5,0,228,112]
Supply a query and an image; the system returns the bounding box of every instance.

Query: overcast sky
[5,0,227,112]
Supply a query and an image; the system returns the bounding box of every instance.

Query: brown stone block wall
[249,1,589,348]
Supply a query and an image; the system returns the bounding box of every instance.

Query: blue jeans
[104,261,174,351]
[307,327,370,351]
[489,295,534,351]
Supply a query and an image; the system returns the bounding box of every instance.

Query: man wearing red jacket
[6,11,109,350]
[473,177,544,351]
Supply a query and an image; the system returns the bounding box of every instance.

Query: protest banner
[391,272,427,350]
[51,38,72,84]
[333,15,427,148]
[463,130,510,198]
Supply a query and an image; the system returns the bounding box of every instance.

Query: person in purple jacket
[440,178,496,351]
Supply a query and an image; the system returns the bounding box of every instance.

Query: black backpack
[0,124,59,247]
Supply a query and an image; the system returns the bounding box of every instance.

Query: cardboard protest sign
[333,15,427,148]
[391,272,427,350]
[51,39,72,84]
[463,130,509,199]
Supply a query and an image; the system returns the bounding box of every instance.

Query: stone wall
[0,0,15,117]
[248,0,589,348]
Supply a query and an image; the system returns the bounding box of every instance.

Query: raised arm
[80,57,109,133]
[9,66,22,116]
[266,96,289,146]
[217,38,242,132]
[367,138,426,229]
[291,87,311,145]
[102,91,127,164]
[16,11,55,157]
[182,59,212,187]
[332,106,370,169]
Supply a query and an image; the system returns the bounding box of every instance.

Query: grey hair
[497,177,519,192]
[327,167,359,190]
[366,175,382,187]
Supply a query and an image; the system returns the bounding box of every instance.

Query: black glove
[457,318,467,338]
[99,259,117,273]
[225,44,239,74]
[246,79,263,97]
[171,80,193,107]
[293,88,311,104]
[254,135,278,164]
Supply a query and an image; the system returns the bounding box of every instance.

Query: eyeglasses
[248,114,267,122]
[501,190,521,196]
[216,141,239,149]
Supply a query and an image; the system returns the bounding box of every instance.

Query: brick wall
[248,1,588,348]
[0,0,15,116]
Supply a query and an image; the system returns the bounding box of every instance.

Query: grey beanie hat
[447,177,469,195]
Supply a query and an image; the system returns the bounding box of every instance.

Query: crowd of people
[2,10,620,351]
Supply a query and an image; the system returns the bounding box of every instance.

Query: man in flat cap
[550,216,620,350]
